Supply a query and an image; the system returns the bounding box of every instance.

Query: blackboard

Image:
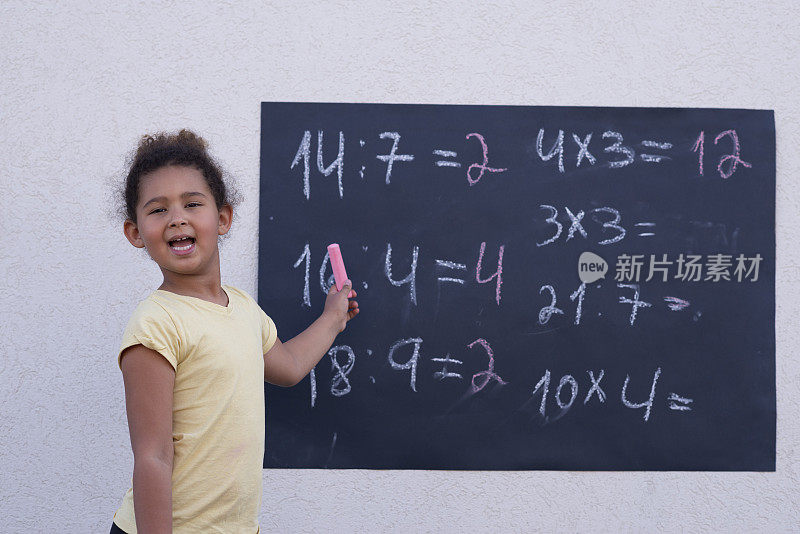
[258,102,775,471]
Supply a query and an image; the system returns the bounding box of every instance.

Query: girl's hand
[322,280,359,333]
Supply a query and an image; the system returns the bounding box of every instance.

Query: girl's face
[123,165,232,283]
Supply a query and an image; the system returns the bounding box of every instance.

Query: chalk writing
[527,367,679,423]
[433,149,460,168]
[538,205,629,246]
[476,242,504,305]
[640,139,673,163]
[376,132,414,184]
[306,337,698,428]
[536,129,565,173]
[290,130,344,199]
[537,205,562,247]
[435,259,467,285]
[310,368,317,408]
[570,282,587,325]
[556,375,579,410]
[603,131,635,168]
[714,129,752,179]
[292,243,312,307]
[432,353,463,381]
[288,124,755,206]
[692,129,753,179]
[565,207,587,241]
[573,132,596,167]
[319,249,335,294]
[667,392,693,411]
[537,285,564,325]
[291,244,763,333]
[617,284,652,325]
[621,368,661,421]
[329,345,355,397]
[388,337,423,392]
[663,296,691,311]
[584,370,606,404]
[467,338,507,393]
[290,130,311,199]
[385,243,419,304]
[466,133,507,185]
[318,131,345,197]
[692,131,705,175]
[635,221,656,237]
[591,207,626,245]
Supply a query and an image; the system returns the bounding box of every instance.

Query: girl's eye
[148,203,200,215]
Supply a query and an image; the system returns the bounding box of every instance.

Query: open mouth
[168,237,196,254]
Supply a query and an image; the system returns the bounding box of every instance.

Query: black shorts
[110,523,128,534]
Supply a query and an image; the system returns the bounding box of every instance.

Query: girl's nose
[169,214,188,227]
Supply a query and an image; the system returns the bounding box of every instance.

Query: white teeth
[172,243,193,251]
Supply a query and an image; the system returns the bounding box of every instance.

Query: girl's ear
[217,204,233,236]
[123,219,146,248]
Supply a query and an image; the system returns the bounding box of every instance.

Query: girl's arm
[264,281,359,387]
[120,344,175,534]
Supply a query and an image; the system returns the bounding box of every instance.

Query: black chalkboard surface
[258,102,775,471]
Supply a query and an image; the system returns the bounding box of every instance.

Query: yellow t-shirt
[113,285,277,534]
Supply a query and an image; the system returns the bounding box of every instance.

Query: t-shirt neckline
[155,285,234,314]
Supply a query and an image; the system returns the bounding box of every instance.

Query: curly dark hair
[120,129,241,224]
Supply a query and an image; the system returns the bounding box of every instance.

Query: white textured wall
[1,1,798,532]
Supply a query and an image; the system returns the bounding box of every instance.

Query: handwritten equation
[289,128,753,199]
[293,241,762,318]
[309,337,692,425]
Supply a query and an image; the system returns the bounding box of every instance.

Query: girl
[111,130,359,533]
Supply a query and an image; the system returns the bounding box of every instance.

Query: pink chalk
[327,243,354,297]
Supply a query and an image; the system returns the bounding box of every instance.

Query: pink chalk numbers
[466,133,507,185]
[692,129,752,179]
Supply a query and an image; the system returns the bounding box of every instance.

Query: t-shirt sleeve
[258,306,278,354]
[118,300,182,371]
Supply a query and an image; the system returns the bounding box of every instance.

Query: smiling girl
[111,130,359,533]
